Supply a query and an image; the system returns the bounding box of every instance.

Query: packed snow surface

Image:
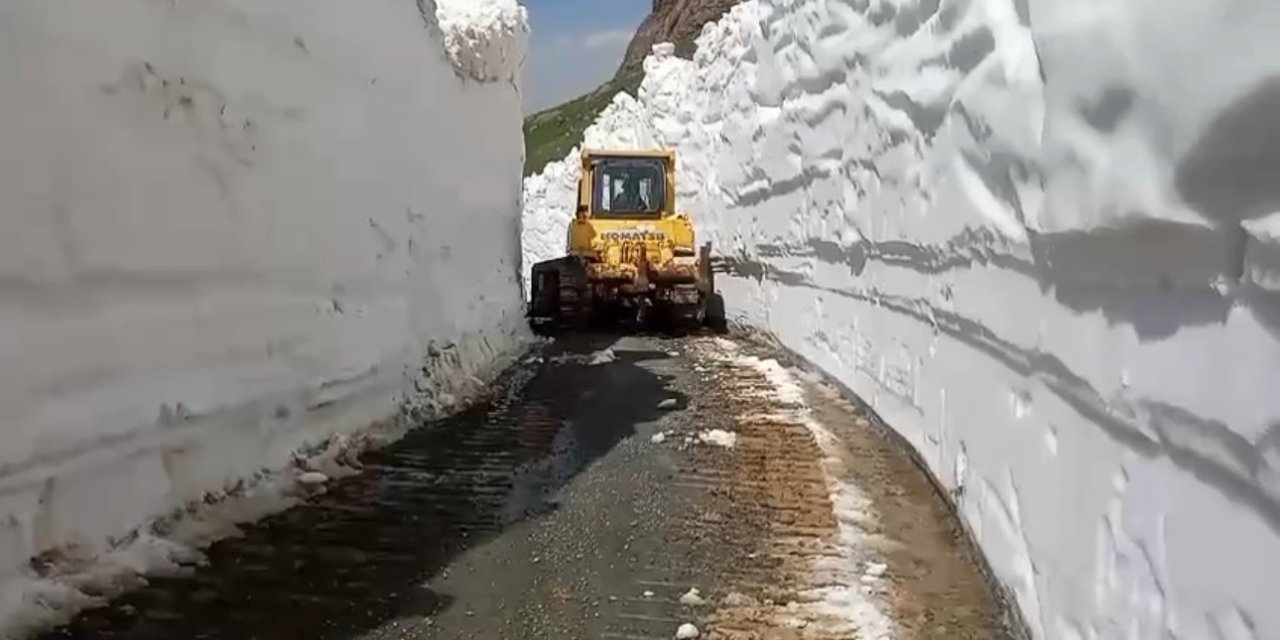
[1,0,528,635]
[522,0,1280,637]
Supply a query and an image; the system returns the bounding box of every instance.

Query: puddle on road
[500,419,582,525]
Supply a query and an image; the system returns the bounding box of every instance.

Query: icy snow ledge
[1244,215,1280,293]
[435,0,528,83]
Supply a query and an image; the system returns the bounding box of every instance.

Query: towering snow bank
[522,0,1280,637]
[0,0,527,634]
[435,0,528,83]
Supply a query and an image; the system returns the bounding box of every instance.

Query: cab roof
[580,148,675,161]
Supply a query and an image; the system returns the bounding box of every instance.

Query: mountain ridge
[522,0,742,176]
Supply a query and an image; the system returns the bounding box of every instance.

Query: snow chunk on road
[589,348,617,365]
[698,429,738,448]
[658,398,679,409]
[711,337,739,352]
[675,622,700,639]
[864,562,887,579]
[679,586,706,605]
[297,471,329,487]
[650,432,668,444]
[434,0,528,83]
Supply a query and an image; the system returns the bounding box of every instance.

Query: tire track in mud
[660,336,1011,640]
[796,372,1015,640]
[660,338,879,639]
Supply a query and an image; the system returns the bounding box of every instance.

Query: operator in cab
[610,173,649,211]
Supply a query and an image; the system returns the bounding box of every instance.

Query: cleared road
[37,333,1015,640]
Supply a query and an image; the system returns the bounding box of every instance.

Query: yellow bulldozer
[527,148,723,332]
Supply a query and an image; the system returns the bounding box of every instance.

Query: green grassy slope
[522,70,644,176]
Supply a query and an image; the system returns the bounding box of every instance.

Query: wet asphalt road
[36,334,714,640]
[34,332,1014,640]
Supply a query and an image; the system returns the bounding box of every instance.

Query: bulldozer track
[558,268,590,328]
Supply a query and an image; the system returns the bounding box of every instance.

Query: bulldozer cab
[579,149,676,220]
[528,146,721,333]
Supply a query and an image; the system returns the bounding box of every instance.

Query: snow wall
[523,0,1280,637]
[0,0,527,634]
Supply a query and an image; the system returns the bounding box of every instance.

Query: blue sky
[521,0,651,113]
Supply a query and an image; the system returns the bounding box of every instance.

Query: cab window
[592,158,664,218]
